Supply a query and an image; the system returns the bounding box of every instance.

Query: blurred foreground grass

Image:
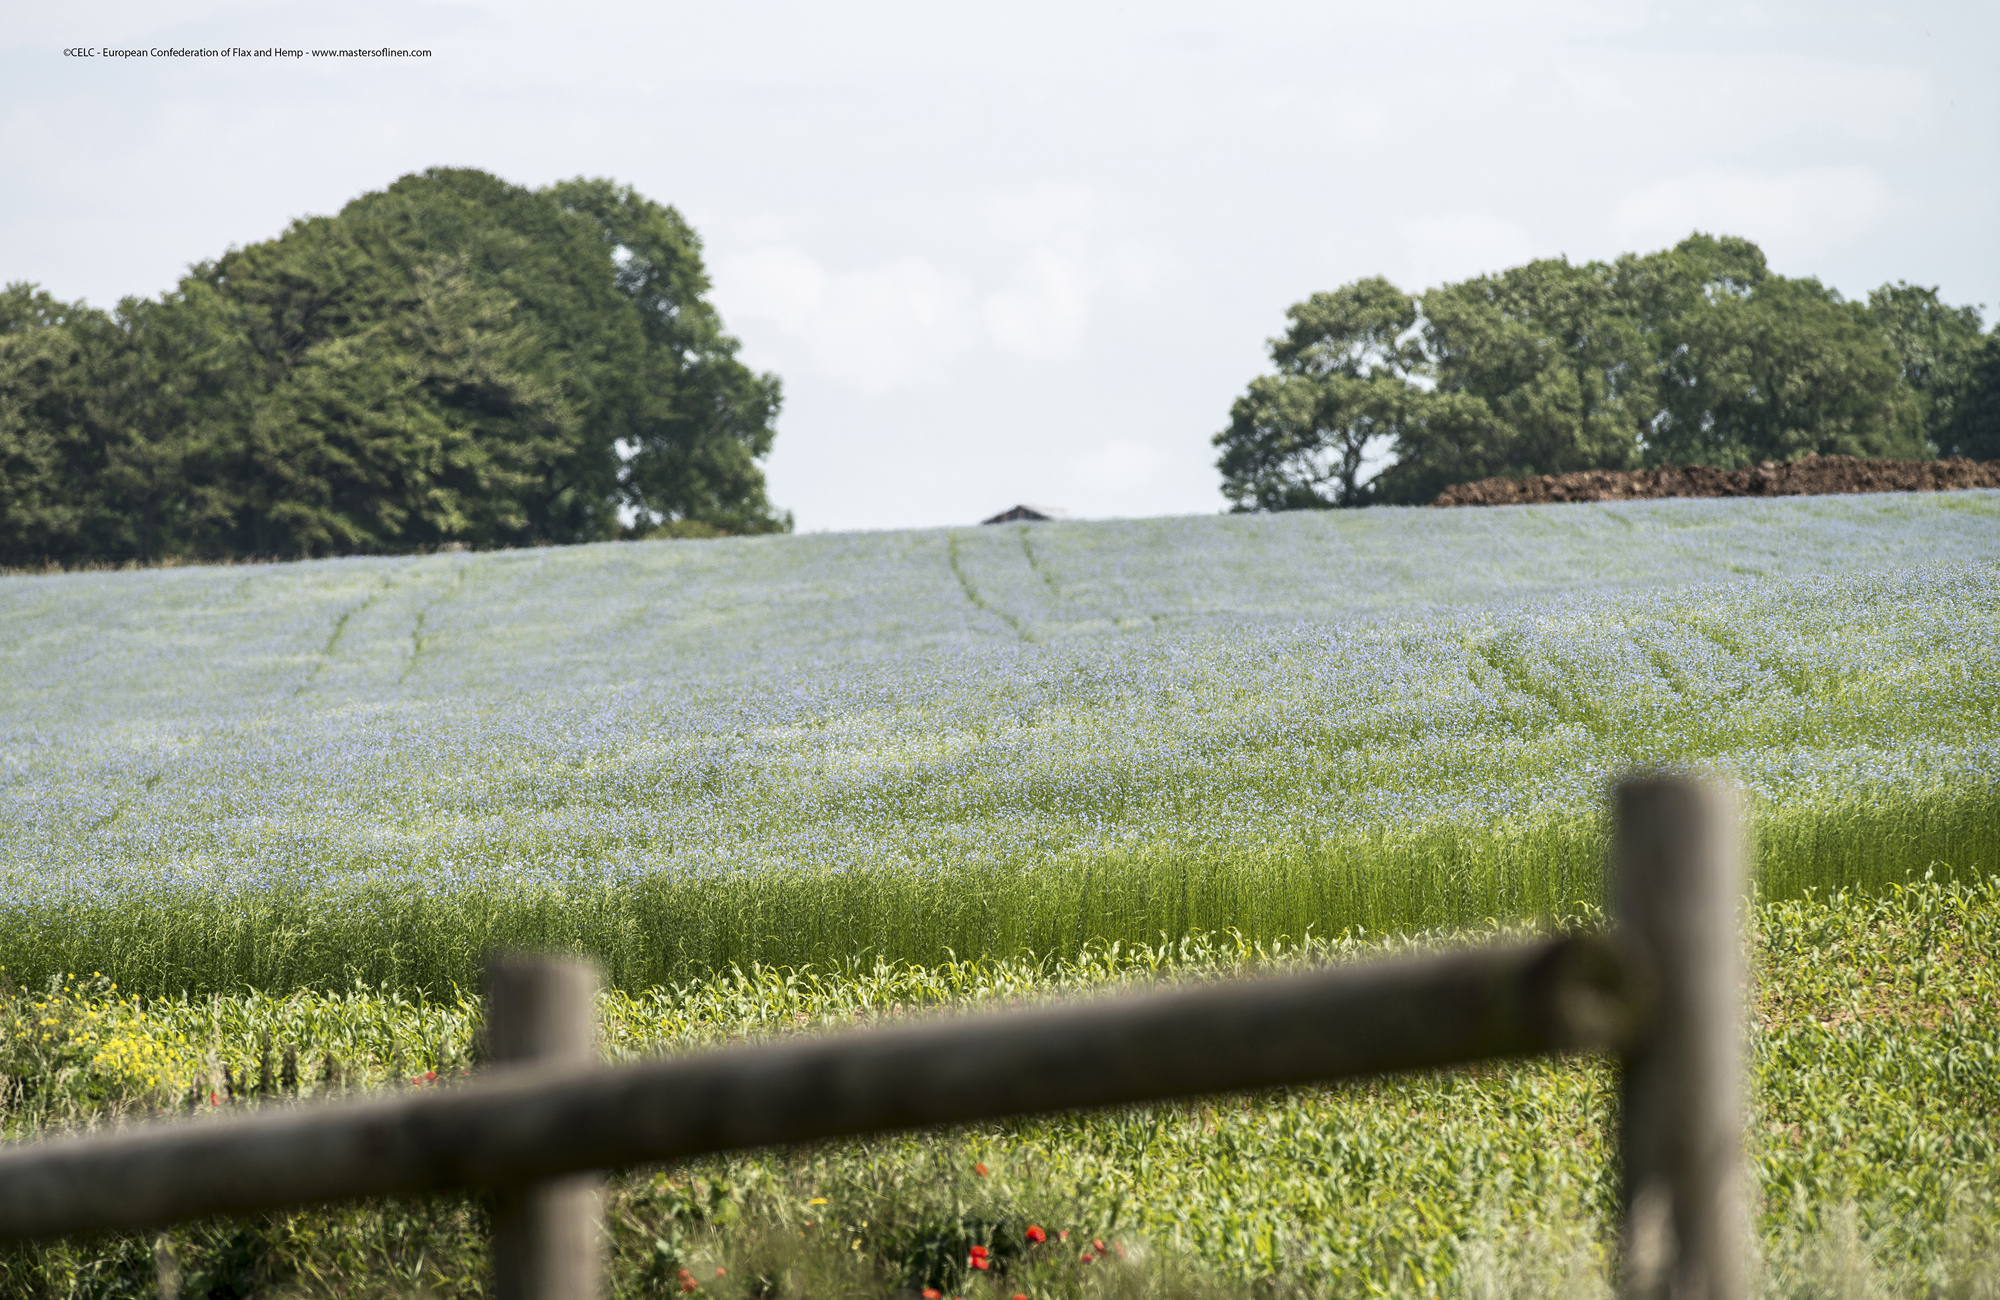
[5,878,1999,1298]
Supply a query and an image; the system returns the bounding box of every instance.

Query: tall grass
[8,783,1994,997]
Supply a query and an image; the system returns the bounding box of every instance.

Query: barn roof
[981,504,1067,524]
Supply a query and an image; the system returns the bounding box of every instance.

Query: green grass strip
[7,783,1993,999]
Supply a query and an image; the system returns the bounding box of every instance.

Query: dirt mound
[1434,455,2000,507]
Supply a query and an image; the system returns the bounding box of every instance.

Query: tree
[1634,239,1923,467]
[1943,334,2000,460]
[1214,278,1418,509]
[1868,282,1987,454]
[184,167,639,556]
[547,179,788,535]
[1222,232,1947,513]
[1375,256,1652,504]
[1366,391,1503,507]
[0,285,175,564]
[0,168,787,567]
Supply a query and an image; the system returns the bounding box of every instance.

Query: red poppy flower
[1025,1225,1046,1244]
[923,1289,942,1298]
[679,1277,697,1293]
[1012,1294,1029,1300]
[971,1258,990,1271]
[974,1162,989,1177]
[969,1246,988,1258]
[209,1092,219,1106]
[1093,1239,1105,1253]
[715,1268,727,1278]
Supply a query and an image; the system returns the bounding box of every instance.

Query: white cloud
[1105,240,1166,294]
[1558,53,1933,147]
[731,213,793,245]
[984,247,1091,358]
[1071,439,1166,492]
[987,184,1095,243]
[981,183,1103,358]
[1614,167,1893,262]
[810,260,971,390]
[1333,101,1394,146]
[713,248,970,392]
[1401,214,1536,289]
[714,245,827,334]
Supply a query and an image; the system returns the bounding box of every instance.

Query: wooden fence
[0,777,1745,1300]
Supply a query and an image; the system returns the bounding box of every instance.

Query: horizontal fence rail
[0,934,1631,1241]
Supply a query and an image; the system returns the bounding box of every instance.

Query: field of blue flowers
[2,491,1996,994]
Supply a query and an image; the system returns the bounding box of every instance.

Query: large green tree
[548,179,787,536]
[1868,282,1990,457]
[1215,278,1418,509]
[1632,237,1922,468]
[1945,335,2000,461]
[0,168,785,567]
[201,169,636,555]
[0,285,109,562]
[1223,232,1948,510]
[1375,255,1654,505]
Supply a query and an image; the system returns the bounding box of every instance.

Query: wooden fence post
[486,955,604,1300]
[1614,777,1745,1300]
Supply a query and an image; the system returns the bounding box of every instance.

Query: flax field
[3,491,1998,995]
[4,491,2000,1297]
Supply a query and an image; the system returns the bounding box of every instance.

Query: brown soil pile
[1434,455,2000,507]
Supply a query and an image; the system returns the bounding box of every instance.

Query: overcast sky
[6,2,1995,531]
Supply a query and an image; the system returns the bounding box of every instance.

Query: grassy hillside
[3,493,1998,994]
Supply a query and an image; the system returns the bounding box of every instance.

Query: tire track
[947,533,1034,642]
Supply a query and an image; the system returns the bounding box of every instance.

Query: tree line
[1215,233,2000,509]
[0,168,786,568]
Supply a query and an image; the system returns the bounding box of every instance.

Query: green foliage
[1942,333,2000,462]
[548,179,789,538]
[0,285,149,562]
[1868,281,1990,454]
[1222,233,1974,509]
[1404,254,1652,490]
[1214,278,1420,509]
[0,169,786,567]
[1641,262,1923,470]
[5,882,1999,1296]
[200,168,633,555]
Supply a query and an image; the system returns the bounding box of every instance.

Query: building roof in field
[981,504,1068,524]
